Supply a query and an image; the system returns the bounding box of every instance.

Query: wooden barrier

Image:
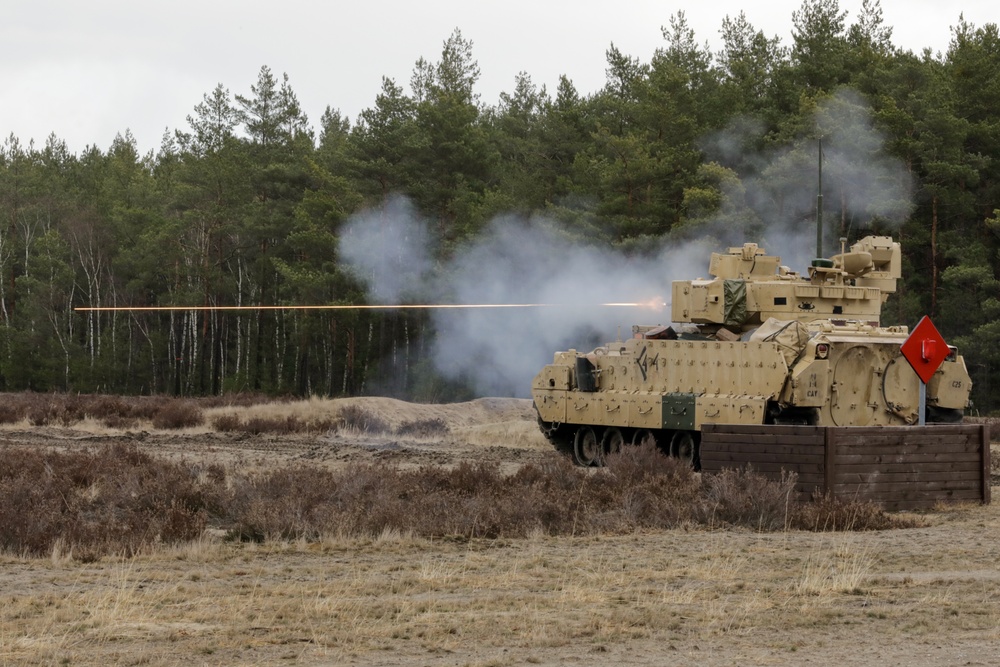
[700,424,991,511]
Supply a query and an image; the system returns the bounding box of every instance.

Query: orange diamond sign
[900,316,949,384]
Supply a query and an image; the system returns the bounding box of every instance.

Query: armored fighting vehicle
[532,236,973,467]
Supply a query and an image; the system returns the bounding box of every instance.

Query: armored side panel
[695,394,767,428]
[786,359,830,407]
[674,278,884,326]
[662,393,696,430]
[928,354,973,410]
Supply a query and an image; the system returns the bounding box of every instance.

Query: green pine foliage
[0,1,998,413]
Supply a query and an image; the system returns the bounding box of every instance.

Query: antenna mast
[816,137,824,258]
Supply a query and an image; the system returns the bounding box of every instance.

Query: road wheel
[600,427,625,463]
[670,430,700,470]
[573,426,600,466]
[631,429,656,448]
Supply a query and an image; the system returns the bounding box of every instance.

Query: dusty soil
[1,397,998,666]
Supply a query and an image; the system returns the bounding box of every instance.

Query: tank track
[535,413,573,456]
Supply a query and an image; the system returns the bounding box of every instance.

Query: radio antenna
[816,137,824,258]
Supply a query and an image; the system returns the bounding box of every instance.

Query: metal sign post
[918,381,926,426]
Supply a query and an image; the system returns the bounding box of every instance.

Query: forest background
[1,0,998,414]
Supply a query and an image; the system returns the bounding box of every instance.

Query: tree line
[1,0,998,413]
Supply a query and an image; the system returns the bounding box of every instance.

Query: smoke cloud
[338,195,434,303]
[702,88,914,269]
[341,88,914,398]
[428,217,713,396]
[341,209,711,397]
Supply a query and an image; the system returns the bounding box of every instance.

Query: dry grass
[796,534,878,595]
[2,519,999,666]
[454,419,547,449]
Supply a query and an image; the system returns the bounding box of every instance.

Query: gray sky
[2,0,994,155]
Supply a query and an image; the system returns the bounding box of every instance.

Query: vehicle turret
[671,236,901,329]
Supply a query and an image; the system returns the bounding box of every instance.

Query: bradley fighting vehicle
[532,236,973,467]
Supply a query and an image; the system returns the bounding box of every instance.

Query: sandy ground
[0,397,998,666]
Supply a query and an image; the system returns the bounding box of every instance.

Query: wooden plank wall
[699,425,827,500]
[700,424,991,511]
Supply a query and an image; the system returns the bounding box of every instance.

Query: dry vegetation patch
[0,442,912,561]
[0,444,208,561]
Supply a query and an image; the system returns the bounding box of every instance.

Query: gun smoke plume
[340,89,914,397]
[341,202,708,396]
[702,89,914,268]
[337,196,435,303]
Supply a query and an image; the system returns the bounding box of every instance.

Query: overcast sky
[2,0,995,155]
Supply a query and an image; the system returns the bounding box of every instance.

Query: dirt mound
[328,395,534,429]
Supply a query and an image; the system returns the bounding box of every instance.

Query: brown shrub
[306,417,338,433]
[0,393,57,426]
[28,404,56,427]
[696,466,798,531]
[395,418,450,438]
[0,445,208,559]
[0,401,26,424]
[695,465,914,532]
[598,442,702,528]
[249,416,311,435]
[793,494,916,531]
[118,396,163,421]
[59,395,88,426]
[100,414,140,430]
[0,393,337,433]
[220,448,706,540]
[338,404,390,434]
[0,392,199,427]
[85,395,130,421]
[152,400,204,429]
[220,460,567,540]
[604,440,697,488]
[224,466,340,541]
[411,461,505,496]
[0,438,913,558]
[212,414,243,432]
[211,414,335,435]
[3,394,55,426]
